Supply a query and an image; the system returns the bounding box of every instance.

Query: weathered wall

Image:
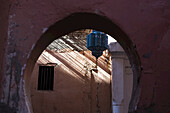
[0,0,170,113]
[0,0,10,97]
[0,0,17,112]
[30,50,111,113]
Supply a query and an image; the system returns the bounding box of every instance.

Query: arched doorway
[23,12,141,113]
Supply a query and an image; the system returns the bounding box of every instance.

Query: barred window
[37,66,54,91]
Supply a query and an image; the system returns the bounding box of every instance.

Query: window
[38,66,54,91]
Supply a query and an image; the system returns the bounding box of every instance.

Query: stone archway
[23,12,141,113]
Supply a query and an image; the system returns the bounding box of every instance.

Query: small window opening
[37,66,54,91]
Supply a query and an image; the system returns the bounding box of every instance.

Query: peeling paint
[27,44,35,59]
[9,14,16,19]
[8,52,16,58]
[42,28,48,33]
[31,44,35,51]
[21,64,26,76]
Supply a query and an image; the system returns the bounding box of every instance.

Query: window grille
[37,66,54,90]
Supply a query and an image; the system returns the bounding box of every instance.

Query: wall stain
[142,51,152,59]
[154,34,158,42]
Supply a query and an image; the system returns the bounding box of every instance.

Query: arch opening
[23,12,142,113]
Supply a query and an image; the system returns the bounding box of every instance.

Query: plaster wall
[0,0,170,112]
[30,50,111,113]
